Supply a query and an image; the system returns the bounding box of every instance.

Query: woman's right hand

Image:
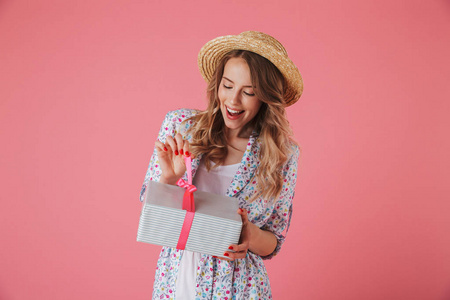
[155,133,191,185]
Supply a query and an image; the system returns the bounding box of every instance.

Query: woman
[140,31,303,299]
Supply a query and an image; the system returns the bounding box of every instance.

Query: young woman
[140,31,303,299]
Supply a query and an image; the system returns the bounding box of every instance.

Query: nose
[229,90,241,105]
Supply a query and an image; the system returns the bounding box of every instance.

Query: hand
[155,133,191,185]
[220,208,251,261]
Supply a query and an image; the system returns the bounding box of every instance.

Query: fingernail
[174,150,179,155]
[224,253,229,257]
[228,246,233,250]
[185,151,190,157]
[180,149,184,155]
[212,256,218,259]
[163,147,168,152]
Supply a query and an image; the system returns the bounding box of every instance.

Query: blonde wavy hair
[187,50,296,202]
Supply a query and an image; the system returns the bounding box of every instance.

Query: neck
[226,134,249,153]
[225,126,252,140]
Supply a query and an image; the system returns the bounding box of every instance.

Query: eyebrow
[223,77,254,88]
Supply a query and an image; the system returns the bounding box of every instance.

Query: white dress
[175,159,240,300]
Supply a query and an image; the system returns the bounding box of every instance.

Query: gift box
[137,163,242,258]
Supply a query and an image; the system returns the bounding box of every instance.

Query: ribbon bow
[177,178,196,212]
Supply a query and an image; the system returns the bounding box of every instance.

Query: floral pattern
[140,109,299,299]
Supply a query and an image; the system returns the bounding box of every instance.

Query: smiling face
[218,57,263,138]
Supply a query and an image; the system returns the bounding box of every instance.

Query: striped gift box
[137,180,242,258]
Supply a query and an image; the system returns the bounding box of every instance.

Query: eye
[244,91,255,96]
[223,84,232,89]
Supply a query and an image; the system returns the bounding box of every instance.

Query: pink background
[1,0,449,299]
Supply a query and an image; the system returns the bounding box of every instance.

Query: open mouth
[226,106,244,116]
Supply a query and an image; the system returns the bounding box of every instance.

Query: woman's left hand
[221,208,251,261]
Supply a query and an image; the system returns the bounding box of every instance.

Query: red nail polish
[224,253,229,257]
[180,149,184,155]
[228,246,233,250]
[185,151,190,157]
[174,150,179,155]
[163,147,168,151]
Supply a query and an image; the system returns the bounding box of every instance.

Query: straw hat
[198,31,303,106]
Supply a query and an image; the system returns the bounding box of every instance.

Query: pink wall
[1,0,449,299]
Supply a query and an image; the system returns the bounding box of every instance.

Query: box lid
[144,180,242,223]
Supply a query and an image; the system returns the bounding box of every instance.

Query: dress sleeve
[139,111,177,202]
[260,144,300,260]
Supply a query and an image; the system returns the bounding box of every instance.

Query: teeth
[227,107,243,114]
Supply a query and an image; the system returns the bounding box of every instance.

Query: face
[218,57,262,137]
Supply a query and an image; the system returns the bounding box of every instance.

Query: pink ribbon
[176,156,196,250]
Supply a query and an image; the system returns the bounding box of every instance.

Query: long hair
[187,50,296,202]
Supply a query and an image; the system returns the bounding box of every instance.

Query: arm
[139,110,192,201]
[139,112,172,202]
[247,214,278,256]
[224,144,300,260]
[225,208,278,258]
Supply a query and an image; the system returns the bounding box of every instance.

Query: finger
[223,250,247,261]
[232,251,248,260]
[237,208,249,223]
[222,252,235,261]
[155,140,168,152]
[183,140,190,157]
[228,241,249,253]
[174,133,184,156]
[165,136,178,156]
[164,141,173,153]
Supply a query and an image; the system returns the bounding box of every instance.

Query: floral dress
[140,109,299,300]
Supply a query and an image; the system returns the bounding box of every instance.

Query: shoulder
[160,108,201,139]
[289,142,300,160]
[284,141,300,169]
[253,136,300,162]
[163,108,200,124]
